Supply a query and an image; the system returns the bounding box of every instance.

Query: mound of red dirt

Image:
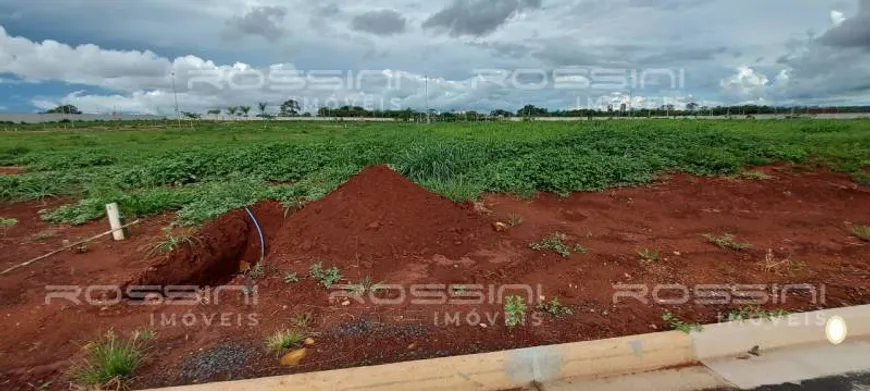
[269,165,498,263]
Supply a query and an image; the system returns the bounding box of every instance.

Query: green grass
[504,295,527,327]
[703,233,752,250]
[536,297,574,317]
[851,225,870,242]
[530,231,572,257]
[740,170,771,180]
[264,330,304,353]
[637,248,659,261]
[662,312,703,334]
[309,262,342,288]
[148,228,197,256]
[724,306,791,322]
[75,329,152,387]
[1,120,869,226]
[0,217,17,234]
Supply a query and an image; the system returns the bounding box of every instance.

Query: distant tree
[181,111,201,119]
[279,99,301,117]
[517,104,547,117]
[226,106,238,120]
[44,104,82,114]
[240,105,251,117]
[257,102,268,117]
[686,102,699,112]
[207,108,221,118]
[490,109,512,118]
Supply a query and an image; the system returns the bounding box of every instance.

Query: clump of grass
[451,284,466,294]
[74,329,152,387]
[0,217,17,235]
[760,248,804,276]
[740,170,771,180]
[703,233,752,250]
[290,313,312,328]
[662,312,703,334]
[536,297,573,317]
[637,248,659,261]
[346,275,385,296]
[530,231,572,257]
[506,213,524,227]
[264,330,304,353]
[309,262,341,288]
[149,227,197,256]
[504,295,527,327]
[283,271,299,283]
[572,243,588,254]
[724,306,791,322]
[239,263,265,280]
[850,225,870,242]
[33,230,55,241]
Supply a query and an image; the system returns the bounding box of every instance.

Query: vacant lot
[1,120,869,390]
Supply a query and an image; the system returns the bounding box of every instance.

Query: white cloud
[720,66,770,96]
[830,10,846,26]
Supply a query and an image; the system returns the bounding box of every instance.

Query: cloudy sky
[0,0,868,114]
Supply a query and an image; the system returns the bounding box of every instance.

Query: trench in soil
[1,164,870,390]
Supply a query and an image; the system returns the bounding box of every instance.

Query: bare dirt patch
[0,166,25,176]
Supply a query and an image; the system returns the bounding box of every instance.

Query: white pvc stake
[105,203,126,240]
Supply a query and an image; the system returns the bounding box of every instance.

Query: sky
[0,0,869,115]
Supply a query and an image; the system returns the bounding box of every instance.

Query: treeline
[312,104,870,121]
[39,102,870,122]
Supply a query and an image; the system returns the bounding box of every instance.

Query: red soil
[1,165,869,390]
[0,166,25,176]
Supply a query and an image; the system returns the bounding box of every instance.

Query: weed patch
[703,233,752,250]
[309,262,341,288]
[662,312,703,334]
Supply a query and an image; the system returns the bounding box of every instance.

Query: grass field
[1,120,869,226]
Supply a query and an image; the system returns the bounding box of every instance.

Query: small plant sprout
[283,271,299,284]
[74,329,152,388]
[290,313,312,328]
[0,217,17,235]
[703,233,752,250]
[572,243,588,254]
[346,275,385,296]
[850,225,870,242]
[244,264,265,280]
[506,213,524,227]
[264,330,304,353]
[536,297,573,317]
[504,295,527,327]
[309,262,342,288]
[760,248,805,276]
[637,248,659,261]
[149,228,197,256]
[530,231,572,257]
[451,284,467,295]
[661,312,703,334]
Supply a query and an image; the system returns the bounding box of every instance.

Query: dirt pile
[269,165,498,264]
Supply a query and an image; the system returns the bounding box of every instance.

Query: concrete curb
[147,305,870,391]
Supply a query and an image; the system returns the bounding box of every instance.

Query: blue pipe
[244,207,265,264]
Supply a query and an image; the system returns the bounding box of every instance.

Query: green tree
[44,104,82,114]
[279,99,301,117]
[240,105,251,117]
